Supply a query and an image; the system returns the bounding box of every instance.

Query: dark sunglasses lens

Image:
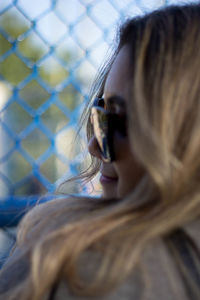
[90,107,112,162]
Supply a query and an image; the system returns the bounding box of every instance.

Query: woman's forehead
[103,45,131,103]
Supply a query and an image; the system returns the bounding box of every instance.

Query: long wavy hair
[1,3,200,300]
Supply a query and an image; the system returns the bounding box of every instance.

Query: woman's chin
[102,185,118,199]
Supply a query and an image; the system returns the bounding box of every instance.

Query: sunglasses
[90,97,127,162]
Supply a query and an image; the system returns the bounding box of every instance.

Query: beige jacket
[44,219,200,300]
[0,219,199,300]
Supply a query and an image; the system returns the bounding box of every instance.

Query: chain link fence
[0,0,198,264]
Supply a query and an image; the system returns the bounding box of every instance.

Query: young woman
[0,3,200,300]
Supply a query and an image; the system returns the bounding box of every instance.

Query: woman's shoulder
[50,219,200,300]
[141,218,200,300]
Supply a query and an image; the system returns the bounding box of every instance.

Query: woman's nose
[88,136,102,159]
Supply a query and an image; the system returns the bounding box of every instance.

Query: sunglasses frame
[90,97,126,162]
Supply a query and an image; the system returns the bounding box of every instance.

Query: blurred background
[0,0,199,265]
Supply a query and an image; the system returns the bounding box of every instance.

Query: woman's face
[88,46,143,198]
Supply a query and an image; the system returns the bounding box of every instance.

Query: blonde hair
[1,3,200,300]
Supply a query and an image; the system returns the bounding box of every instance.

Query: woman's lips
[100,174,118,184]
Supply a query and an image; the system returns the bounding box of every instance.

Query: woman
[0,3,200,300]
